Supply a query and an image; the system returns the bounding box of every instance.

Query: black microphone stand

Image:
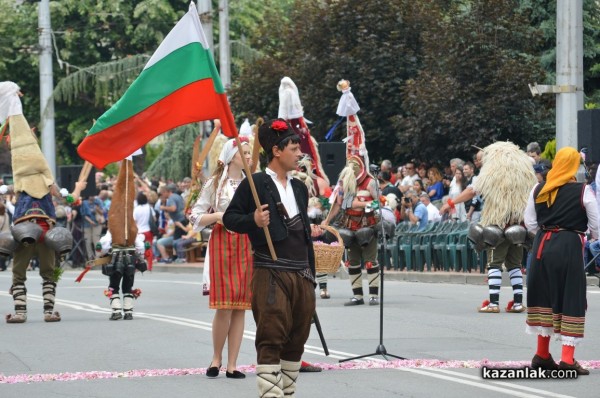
[340,170,405,362]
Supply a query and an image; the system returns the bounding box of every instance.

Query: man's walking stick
[313,311,329,356]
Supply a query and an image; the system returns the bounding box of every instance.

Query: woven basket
[314,225,345,274]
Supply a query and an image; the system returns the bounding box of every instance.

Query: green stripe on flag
[88,43,224,136]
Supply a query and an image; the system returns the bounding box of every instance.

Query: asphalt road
[1,269,599,397]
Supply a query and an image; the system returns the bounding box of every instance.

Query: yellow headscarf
[535,147,580,207]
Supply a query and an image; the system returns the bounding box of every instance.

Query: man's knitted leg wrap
[280,360,301,397]
[256,364,283,398]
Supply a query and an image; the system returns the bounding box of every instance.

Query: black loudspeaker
[58,165,97,198]
[317,142,346,183]
[578,109,600,163]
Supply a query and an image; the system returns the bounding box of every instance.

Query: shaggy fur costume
[294,156,319,197]
[473,141,537,227]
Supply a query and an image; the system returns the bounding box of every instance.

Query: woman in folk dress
[189,137,252,379]
[524,147,598,375]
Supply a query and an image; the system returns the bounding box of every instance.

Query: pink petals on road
[2,359,600,384]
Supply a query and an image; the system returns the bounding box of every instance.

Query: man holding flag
[77,3,289,395]
[224,119,322,397]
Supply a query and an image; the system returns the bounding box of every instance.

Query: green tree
[230,0,423,164]
[396,0,553,162]
[518,0,600,107]
[0,1,42,176]
[146,124,199,181]
[48,0,188,166]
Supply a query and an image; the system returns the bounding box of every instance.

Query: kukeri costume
[327,80,380,306]
[336,79,369,167]
[278,77,329,185]
[332,155,381,306]
[280,78,332,301]
[466,141,537,313]
[0,81,74,323]
[98,230,146,320]
[293,155,333,301]
[97,159,147,320]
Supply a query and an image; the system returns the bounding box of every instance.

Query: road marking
[0,292,579,396]
[423,368,576,398]
[393,367,555,398]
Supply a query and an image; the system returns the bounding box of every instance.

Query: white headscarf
[215,137,250,208]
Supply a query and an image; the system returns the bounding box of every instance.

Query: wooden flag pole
[184,121,222,215]
[218,96,277,260]
[234,134,277,261]
[193,120,221,180]
[250,118,264,173]
[219,95,277,261]
[78,161,93,183]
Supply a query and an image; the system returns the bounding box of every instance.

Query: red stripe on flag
[217,94,239,139]
[78,80,225,169]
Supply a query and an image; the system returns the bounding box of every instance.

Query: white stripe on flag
[145,2,210,70]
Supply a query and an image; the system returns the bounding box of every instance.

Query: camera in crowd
[369,164,381,174]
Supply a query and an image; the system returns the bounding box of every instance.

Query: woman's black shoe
[226,370,246,379]
[206,364,220,378]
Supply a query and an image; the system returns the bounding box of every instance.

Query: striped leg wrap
[11,284,27,316]
[42,280,57,314]
[367,264,380,297]
[487,268,502,306]
[508,268,523,304]
[348,264,363,298]
[315,272,328,289]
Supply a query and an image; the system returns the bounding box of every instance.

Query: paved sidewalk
[149,261,600,286]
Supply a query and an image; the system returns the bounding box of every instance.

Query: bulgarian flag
[78,2,238,169]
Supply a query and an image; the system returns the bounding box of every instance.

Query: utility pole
[556,0,584,150]
[198,0,214,141]
[218,0,231,89]
[198,0,213,52]
[38,0,56,177]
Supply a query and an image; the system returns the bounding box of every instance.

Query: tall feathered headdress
[278,77,329,185]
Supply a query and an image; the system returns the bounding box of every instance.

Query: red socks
[561,345,575,365]
[536,335,551,359]
[536,336,576,364]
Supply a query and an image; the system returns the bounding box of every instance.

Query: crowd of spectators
[2,140,592,272]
